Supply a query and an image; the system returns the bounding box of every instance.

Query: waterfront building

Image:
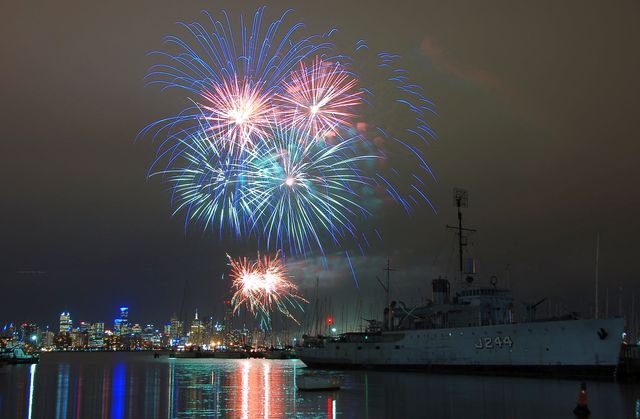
[189,310,206,347]
[131,323,142,336]
[169,315,183,345]
[162,322,172,346]
[54,332,72,350]
[20,323,39,345]
[114,306,130,336]
[71,327,88,349]
[59,312,72,333]
[142,324,154,342]
[89,322,104,348]
[41,329,55,348]
[1,322,17,340]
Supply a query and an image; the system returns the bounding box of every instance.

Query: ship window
[375,346,380,350]
[357,346,362,350]
[395,345,400,349]
[335,346,340,350]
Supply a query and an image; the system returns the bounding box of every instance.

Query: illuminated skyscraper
[41,329,55,348]
[89,322,104,348]
[114,306,130,336]
[189,309,205,347]
[169,315,183,345]
[120,306,129,323]
[59,312,72,333]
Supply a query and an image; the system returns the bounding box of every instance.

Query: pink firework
[277,57,363,139]
[228,251,306,326]
[200,77,274,154]
[228,254,265,315]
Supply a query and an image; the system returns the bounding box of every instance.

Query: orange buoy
[573,381,591,418]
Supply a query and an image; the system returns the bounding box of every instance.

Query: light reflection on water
[1,352,639,418]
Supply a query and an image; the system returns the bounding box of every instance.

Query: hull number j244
[475,336,513,349]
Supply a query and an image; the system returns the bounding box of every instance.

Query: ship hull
[298,318,624,378]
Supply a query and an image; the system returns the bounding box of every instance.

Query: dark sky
[2,1,639,328]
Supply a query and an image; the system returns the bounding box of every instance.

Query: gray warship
[297,190,624,377]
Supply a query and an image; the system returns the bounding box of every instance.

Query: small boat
[0,347,39,364]
[296,372,342,391]
[170,349,249,359]
[264,348,297,360]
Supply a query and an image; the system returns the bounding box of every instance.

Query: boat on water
[297,189,625,378]
[296,372,342,391]
[0,346,40,364]
[264,347,298,360]
[169,349,251,359]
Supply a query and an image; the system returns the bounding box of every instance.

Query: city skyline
[2,1,639,328]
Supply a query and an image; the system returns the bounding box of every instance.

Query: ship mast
[376,259,395,330]
[384,259,395,330]
[446,188,476,279]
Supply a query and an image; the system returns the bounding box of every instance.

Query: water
[1,352,639,418]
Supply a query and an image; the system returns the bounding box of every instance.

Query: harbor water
[1,352,639,418]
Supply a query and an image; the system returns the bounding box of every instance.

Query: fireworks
[228,252,306,327]
[140,7,438,324]
[245,124,376,255]
[277,57,363,139]
[200,78,274,155]
[140,7,332,157]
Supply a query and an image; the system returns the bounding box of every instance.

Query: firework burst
[277,57,363,139]
[245,124,377,255]
[228,251,306,327]
[139,7,332,158]
[200,78,274,155]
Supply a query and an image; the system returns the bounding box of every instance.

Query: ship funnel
[432,278,450,304]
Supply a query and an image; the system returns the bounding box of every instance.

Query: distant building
[114,306,130,336]
[131,324,142,336]
[89,322,104,348]
[20,323,38,342]
[71,327,88,349]
[189,310,205,347]
[1,322,17,340]
[169,315,183,345]
[41,329,55,348]
[59,312,72,334]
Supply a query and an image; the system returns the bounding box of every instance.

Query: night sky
[2,1,639,328]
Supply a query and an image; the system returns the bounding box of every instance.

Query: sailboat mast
[595,233,600,319]
[313,277,319,336]
[457,197,464,273]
